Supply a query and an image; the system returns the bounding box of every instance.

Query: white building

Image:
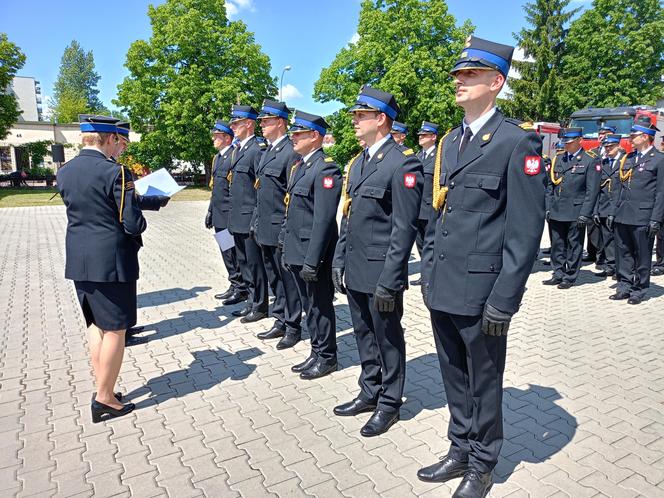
[9,76,43,122]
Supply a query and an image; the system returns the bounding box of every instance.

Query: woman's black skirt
[74,281,137,331]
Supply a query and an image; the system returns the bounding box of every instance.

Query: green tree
[503,0,579,122]
[115,0,277,172]
[0,33,26,139]
[314,0,472,166]
[52,40,104,122]
[559,0,664,117]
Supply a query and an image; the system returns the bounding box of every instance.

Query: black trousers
[430,310,506,474]
[346,288,405,414]
[615,223,655,299]
[586,224,598,260]
[233,233,268,313]
[262,244,302,334]
[215,227,245,292]
[549,219,585,283]
[291,259,336,364]
[654,231,664,270]
[414,218,428,258]
[595,218,615,272]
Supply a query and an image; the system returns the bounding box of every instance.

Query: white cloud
[225,0,255,19]
[278,84,303,101]
[349,32,360,45]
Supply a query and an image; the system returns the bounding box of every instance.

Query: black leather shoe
[557,281,573,289]
[334,398,377,417]
[231,305,252,317]
[542,260,551,266]
[300,360,337,380]
[594,271,608,277]
[91,400,135,423]
[541,247,551,255]
[224,292,249,306]
[215,287,235,300]
[606,269,615,276]
[276,332,301,350]
[582,253,596,263]
[257,326,285,340]
[609,292,629,300]
[417,454,469,483]
[291,355,317,373]
[452,470,492,498]
[360,409,399,437]
[542,277,562,285]
[628,296,642,305]
[240,310,268,323]
[410,277,422,286]
[651,267,664,276]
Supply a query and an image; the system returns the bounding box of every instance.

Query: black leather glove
[421,283,430,308]
[332,267,346,294]
[606,216,614,231]
[374,285,396,313]
[545,210,550,222]
[648,221,661,239]
[300,263,319,282]
[205,210,213,229]
[157,195,170,208]
[592,214,601,226]
[481,303,513,336]
[576,215,590,229]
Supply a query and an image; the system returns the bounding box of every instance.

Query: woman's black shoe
[91,391,123,403]
[91,400,135,423]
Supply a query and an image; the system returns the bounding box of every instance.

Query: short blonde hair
[81,132,114,147]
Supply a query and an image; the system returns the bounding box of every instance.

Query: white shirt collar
[303,147,322,163]
[239,135,254,148]
[270,134,287,147]
[367,135,391,159]
[462,107,497,139]
[219,145,231,156]
[639,146,653,156]
[424,145,435,157]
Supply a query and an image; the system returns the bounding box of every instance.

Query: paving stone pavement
[2,201,664,497]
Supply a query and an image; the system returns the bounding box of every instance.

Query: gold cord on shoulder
[618,154,631,182]
[550,154,563,186]
[342,151,362,216]
[119,166,125,223]
[432,132,451,211]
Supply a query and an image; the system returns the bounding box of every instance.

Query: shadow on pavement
[137,286,212,308]
[124,347,264,409]
[127,307,234,344]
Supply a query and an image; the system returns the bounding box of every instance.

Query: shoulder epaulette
[402,148,414,156]
[555,150,565,155]
[585,150,597,158]
[259,142,267,149]
[519,121,536,131]
[324,157,334,163]
[542,154,549,159]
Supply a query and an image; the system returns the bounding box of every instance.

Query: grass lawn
[0,186,211,208]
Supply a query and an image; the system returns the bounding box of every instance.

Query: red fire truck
[568,105,663,153]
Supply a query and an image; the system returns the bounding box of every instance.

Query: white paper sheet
[134,168,186,197]
[214,229,235,251]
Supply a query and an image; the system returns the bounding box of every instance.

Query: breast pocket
[264,167,283,178]
[359,185,388,218]
[235,164,250,174]
[461,173,501,213]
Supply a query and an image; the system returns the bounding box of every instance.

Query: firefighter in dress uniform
[591,133,623,278]
[280,111,342,379]
[332,86,423,437]
[412,121,439,285]
[417,37,546,497]
[206,120,247,304]
[57,115,146,423]
[543,127,601,289]
[227,104,269,323]
[254,100,303,349]
[608,116,664,304]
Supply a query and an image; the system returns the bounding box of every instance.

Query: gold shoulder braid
[432,131,451,211]
[618,154,631,182]
[342,151,363,216]
[209,154,216,188]
[549,154,563,186]
[119,165,126,223]
[284,161,301,215]
[254,177,260,189]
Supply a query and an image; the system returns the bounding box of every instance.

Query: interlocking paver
[4,202,664,497]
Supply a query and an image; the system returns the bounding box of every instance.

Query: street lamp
[279,65,292,102]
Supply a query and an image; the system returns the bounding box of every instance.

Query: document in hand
[214,229,235,251]
[134,168,186,197]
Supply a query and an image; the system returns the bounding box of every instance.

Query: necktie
[458,127,473,159]
[360,148,369,174]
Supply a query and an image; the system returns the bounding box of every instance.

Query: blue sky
[3,0,590,118]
